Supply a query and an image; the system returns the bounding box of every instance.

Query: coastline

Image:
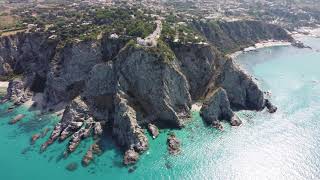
[227,40,292,59]
[291,26,320,38]
[228,25,320,59]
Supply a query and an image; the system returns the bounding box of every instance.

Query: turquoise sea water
[0,36,320,180]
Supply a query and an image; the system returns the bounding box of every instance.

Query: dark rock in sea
[82,143,101,167]
[123,148,139,165]
[165,161,173,169]
[40,128,51,138]
[128,166,137,173]
[6,108,13,113]
[40,123,63,152]
[292,41,312,49]
[21,146,31,155]
[91,143,102,156]
[82,149,94,167]
[8,114,25,125]
[148,123,159,139]
[212,120,224,131]
[265,99,278,113]
[230,114,242,126]
[66,162,78,172]
[30,133,41,145]
[167,133,181,155]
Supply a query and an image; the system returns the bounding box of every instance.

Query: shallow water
[0,36,320,180]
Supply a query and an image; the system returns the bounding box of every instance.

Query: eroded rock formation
[0,20,285,166]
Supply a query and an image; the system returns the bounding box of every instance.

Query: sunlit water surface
[0,36,319,180]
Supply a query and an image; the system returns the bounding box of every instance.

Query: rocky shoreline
[0,20,288,167]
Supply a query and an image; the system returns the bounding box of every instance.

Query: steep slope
[192,20,293,53]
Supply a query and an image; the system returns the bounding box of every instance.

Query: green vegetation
[7,6,156,43]
[161,20,205,44]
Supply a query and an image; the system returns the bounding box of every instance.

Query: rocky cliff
[192,20,294,53]
[0,20,286,165]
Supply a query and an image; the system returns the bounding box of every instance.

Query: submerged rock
[167,133,181,155]
[128,166,137,173]
[123,148,139,165]
[66,162,78,172]
[8,114,25,125]
[82,148,94,167]
[82,143,102,167]
[30,134,41,145]
[40,128,51,138]
[147,123,159,139]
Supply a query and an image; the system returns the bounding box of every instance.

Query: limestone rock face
[83,62,115,121]
[44,41,103,107]
[113,91,148,152]
[116,44,192,127]
[200,88,234,124]
[170,43,221,100]
[0,32,58,77]
[216,59,265,111]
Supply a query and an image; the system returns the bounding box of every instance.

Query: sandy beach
[0,81,9,88]
[228,40,292,59]
[191,102,203,112]
[0,81,8,95]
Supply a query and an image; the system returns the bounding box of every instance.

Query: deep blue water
[0,36,319,179]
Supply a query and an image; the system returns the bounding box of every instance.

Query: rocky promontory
[0,20,283,166]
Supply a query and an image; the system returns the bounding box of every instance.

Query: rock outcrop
[41,96,93,152]
[123,148,140,165]
[167,133,181,155]
[8,114,25,125]
[113,91,148,152]
[200,88,242,127]
[5,79,32,105]
[215,59,265,111]
[265,99,278,113]
[115,41,192,128]
[170,43,222,100]
[147,123,159,139]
